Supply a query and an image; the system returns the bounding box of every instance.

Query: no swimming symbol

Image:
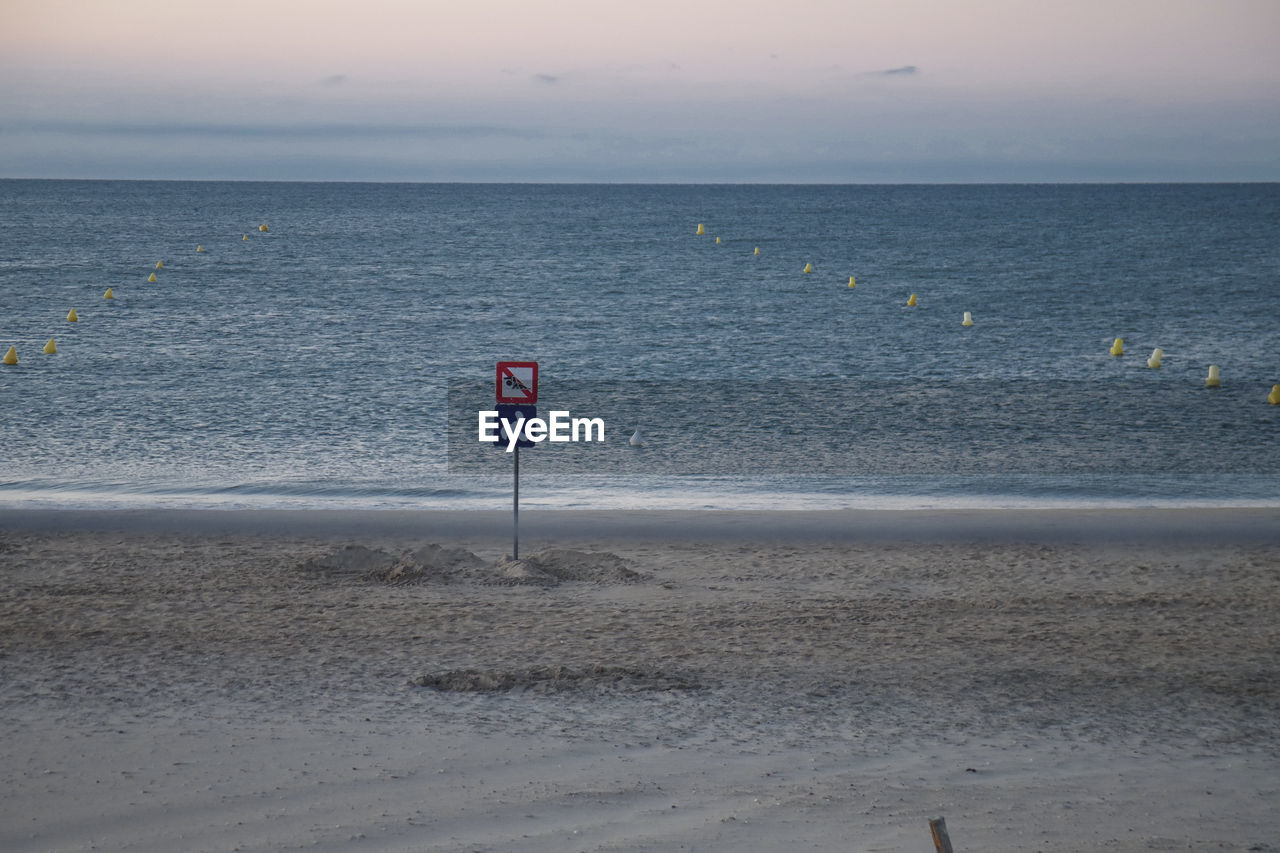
[496,361,538,403]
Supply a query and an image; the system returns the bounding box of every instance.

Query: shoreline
[2,505,1279,545]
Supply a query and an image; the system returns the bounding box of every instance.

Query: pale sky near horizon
[2,0,1278,181]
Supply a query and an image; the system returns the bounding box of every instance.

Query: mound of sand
[411,664,701,694]
[389,543,489,583]
[493,549,648,585]
[297,543,485,584]
[298,545,645,586]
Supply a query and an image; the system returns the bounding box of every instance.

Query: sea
[2,180,1278,511]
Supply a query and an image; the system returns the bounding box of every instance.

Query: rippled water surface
[2,181,1277,508]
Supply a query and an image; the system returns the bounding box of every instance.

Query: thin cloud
[532,73,559,85]
[9,119,545,141]
[320,74,348,87]
[876,66,919,77]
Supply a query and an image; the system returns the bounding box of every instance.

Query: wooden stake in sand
[929,816,955,853]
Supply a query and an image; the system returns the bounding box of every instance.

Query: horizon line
[4,176,1279,186]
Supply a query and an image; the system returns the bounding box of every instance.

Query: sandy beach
[2,508,1278,852]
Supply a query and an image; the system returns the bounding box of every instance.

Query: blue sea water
[1,180,1277,510]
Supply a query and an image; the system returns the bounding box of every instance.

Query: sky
[2,0,1278,182]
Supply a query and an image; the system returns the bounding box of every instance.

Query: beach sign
[496,361,539,561]
[496,360,538,404]
[494,403,537,449]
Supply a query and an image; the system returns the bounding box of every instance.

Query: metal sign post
[513,443,519,560]
[494,365,538,561]
[495,403,535,561]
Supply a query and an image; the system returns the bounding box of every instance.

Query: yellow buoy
[197,245,205,253]
[156,260,164,269]
[1147,348,1163,369]
[259,224,269,232]
[243,234,248,241]
[43,338,57,354]
[3,346,16,365]
[1205,365,1221,388]
[1269,384,1280,405]
[67,308,79,322]
[753,247,760,255]
[1109,337,1124,356]
[696,223,705,235]
[907,293,917,306]
[962,311,974,326]
[104,288,114,299]
[848,276,856,288]
[803,263,813,273]
[147,272,157,282]
[715,236,721,244]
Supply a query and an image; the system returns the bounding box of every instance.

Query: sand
[1,508,1278,852]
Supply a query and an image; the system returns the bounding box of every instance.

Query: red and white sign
[496,361,538,403]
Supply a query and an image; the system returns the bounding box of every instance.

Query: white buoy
[1206,365,1221,388]
[629,429,644,447]
[961,311,973,326]
[1147,348,1163,369]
